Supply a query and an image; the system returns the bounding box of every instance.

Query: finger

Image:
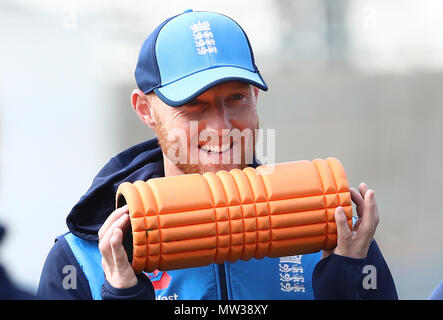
[110,228,130,270]
[350,187,364,205]
[99,241,115,271]
[103,213,130,244]
[352,218,362,232]
[98,205,128,240]
[98,213,130,269]
[335,206,352,244]
[359,183,368,199]
[350,188,364,219]
[101,256,113,280]
[360,189,380,237]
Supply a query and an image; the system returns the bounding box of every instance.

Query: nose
[202,103,233,136]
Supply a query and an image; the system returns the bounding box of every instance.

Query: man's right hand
[98,205,137,289]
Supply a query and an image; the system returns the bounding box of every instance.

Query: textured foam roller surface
[116,158,353,273]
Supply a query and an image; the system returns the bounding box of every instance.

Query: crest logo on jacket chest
[278,255,305,293]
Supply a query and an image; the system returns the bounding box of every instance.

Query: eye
[183,99,206,113]
[185,99,206,109]
[187,99,201,106]
[230,93,245,101]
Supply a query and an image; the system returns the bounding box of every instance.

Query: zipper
[217,263,228,300]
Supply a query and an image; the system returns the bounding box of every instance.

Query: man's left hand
[322,183,380,259]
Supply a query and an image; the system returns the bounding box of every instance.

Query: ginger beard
[154,112,259,175]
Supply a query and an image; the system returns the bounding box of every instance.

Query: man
[37,10,397,300]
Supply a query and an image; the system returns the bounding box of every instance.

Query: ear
[253,86,259,100]
[131,89,157,130]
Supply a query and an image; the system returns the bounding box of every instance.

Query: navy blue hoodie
[37,138,398,300]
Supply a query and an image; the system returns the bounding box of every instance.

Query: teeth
[201,143,231,153]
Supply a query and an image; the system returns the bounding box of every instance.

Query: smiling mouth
[199,141,233,154]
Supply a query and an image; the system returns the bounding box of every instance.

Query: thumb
[335,206,352,243]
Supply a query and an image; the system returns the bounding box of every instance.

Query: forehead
[152,81,253,110]
[197,81,252,98]
[207,81,251,92]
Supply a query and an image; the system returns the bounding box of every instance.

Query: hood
[66,138,164,241]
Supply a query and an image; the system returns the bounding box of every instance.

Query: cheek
[229,107,258,130]
[159,114,192,145]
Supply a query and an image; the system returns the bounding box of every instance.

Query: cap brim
[154,66,268,107]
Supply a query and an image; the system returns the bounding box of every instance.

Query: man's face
[151,81,260,174]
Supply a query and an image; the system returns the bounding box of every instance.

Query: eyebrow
[189,83,252,102]
[227,82,251,89]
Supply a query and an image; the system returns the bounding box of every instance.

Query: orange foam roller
[116,158,353,273]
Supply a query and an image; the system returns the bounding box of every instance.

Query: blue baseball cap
[134,10,268,107]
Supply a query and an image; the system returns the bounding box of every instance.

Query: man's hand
[322,183,380,259]
[98,205,137,289]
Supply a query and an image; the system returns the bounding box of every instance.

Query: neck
[162,152,185,177]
